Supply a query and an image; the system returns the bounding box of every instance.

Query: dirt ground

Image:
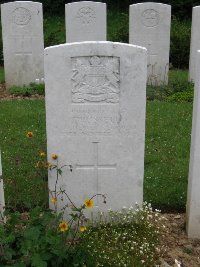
[159,213,200,267]
[1,85,199,267]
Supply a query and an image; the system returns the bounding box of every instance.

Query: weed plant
[9,83,45,97]
[0,135,165,266]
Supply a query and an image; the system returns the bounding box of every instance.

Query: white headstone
[1,1,44,88]
[65,1,106,42]
[0,151,5,223]
[45,41,147,216]
[129,3,171,86]
[187,50,200,238]
[189,6,200,82]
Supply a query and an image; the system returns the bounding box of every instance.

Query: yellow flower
[84,198,94,209]
[40,152,46,157]
[52,154,58,160]
[35,161,42,168]
[26,131,33,138]
[46,162,53,169]
[80,226,87,232]
[51,197,57,204]
[59,222,69,232]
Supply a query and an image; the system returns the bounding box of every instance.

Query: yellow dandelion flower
[59,222,69,232]
[40,152,46,157]
[52,154,58,160]
[51,197,57,204]
[84,198,94,209]
[26,131,33,138]
[46,162,53,169]
[80,226,87,232]
[35,161,41,168]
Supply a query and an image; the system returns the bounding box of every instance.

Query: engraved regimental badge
[142,9,159,27]
[76,7,96,24]
[71,56,120,103]
[13,7,31,25]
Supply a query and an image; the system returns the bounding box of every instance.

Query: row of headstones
[0,29,200,240]
[1,1,200,240]
[1,1,171,87]
[2,1,200,88]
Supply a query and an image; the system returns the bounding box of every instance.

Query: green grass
[0,100,47,211]
[0,99,193,212]
[144,101,192,211]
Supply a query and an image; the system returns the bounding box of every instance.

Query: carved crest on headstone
[76,7,96,24]
[71,56,120,103]
[12,7,31,25]
[142,9,159,27]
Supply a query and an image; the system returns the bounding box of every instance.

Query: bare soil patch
[160,213,200,267]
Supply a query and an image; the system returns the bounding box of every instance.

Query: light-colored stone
[45,41,147,216]
[65,1,106,42]
[189,6,200,82]
[0,151,5,223]
[129,3,171,86]
[1,1,44,88]
[187,50,200,238]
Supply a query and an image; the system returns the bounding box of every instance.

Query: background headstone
[0,151,5,223]
[65,1,106,42]
[189,6,200,82]
[187,50,200,238]
[129,3,171,86]
[1,1,44,88]
[45,42,147,216]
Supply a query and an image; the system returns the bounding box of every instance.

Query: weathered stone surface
[65,1,106,42]
[129,3,171,86]
[1,1,44,88]
[187,50,200,238]
[0,151,5,223]
[45,41,147,216]
[189,6,200,82]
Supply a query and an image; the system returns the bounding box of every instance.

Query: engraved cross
[15,36,32,57]
[147,43,157,62]
[75,142,117,205]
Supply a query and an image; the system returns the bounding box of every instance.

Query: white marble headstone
[1,1,44,88]
[189,6,200,82]
[0,151,5,223]
[45,41,147,216]
[129,3,171,86]
[187,50,200,238]
[65,1,106,42]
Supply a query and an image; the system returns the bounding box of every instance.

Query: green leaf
[31,254,47,267]
[23,227,40,240]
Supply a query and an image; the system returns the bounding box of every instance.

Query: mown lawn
[0,99,193,212]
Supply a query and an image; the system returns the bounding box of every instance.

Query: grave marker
[189,6,200,82]
[187,50,200,238]
[129,3,171,86]
[65,1,106,42]
[1,1,44,88]
[45,41,147,215]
